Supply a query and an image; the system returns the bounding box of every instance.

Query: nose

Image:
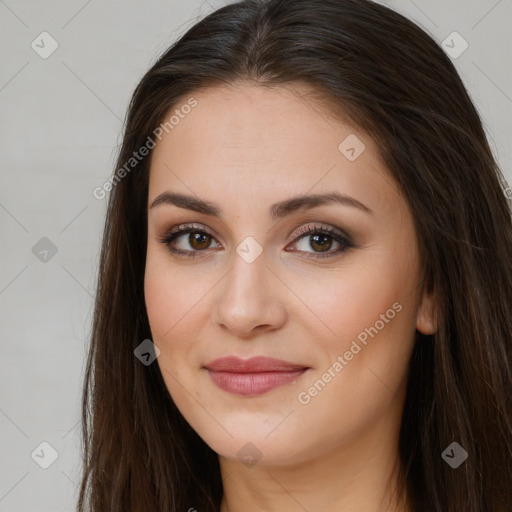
[211,248,288,339]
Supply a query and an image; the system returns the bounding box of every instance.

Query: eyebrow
[149,191,373,219]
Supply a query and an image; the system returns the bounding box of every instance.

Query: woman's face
[144,82,436,466]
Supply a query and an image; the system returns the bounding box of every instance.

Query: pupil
[190,233,210,249]
[311,234,331,252]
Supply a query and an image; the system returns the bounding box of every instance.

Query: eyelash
[158,223,353,260]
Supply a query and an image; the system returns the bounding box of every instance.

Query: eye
[158,223,221,258]
[158,222,352,259]
[285,224,352,259]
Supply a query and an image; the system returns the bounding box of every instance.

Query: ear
[416,280,437,335]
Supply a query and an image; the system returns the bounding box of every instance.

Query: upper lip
[204,356,309,373]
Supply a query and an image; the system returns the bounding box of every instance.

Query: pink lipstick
[204,356,309,396]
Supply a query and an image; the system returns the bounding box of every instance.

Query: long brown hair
[78,1,512,510]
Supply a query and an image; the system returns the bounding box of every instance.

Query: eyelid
[162,222,350,243]
[158,221,353,258]
[290,222,351,242]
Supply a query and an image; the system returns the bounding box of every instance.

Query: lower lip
[207,369,308,396]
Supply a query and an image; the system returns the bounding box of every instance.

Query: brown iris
[188,232,212,250]
[309,233,333,253]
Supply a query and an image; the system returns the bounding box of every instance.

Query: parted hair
[78,1,512,510]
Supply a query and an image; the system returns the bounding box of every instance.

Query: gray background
[0,0,510,510]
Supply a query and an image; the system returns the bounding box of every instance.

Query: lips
[205,356,308,372]
[204,356,310,396]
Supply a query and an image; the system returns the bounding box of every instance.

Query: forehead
[148,82,400,219]
[152,82,362,165]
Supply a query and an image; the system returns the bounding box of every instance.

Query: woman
[78,1,512,511]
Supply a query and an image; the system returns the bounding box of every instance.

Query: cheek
[144,251,191,374]
[144,250,217,383]
[144,261,200,405]
[145,271,176,348]
[144,265,176,339]
[290,267,417,457]
[300,247,420,400]
[144,248,207,341]
[297,254,414,347]
[316,273,396,339]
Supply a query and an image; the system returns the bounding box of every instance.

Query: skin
[144,82,437,512]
